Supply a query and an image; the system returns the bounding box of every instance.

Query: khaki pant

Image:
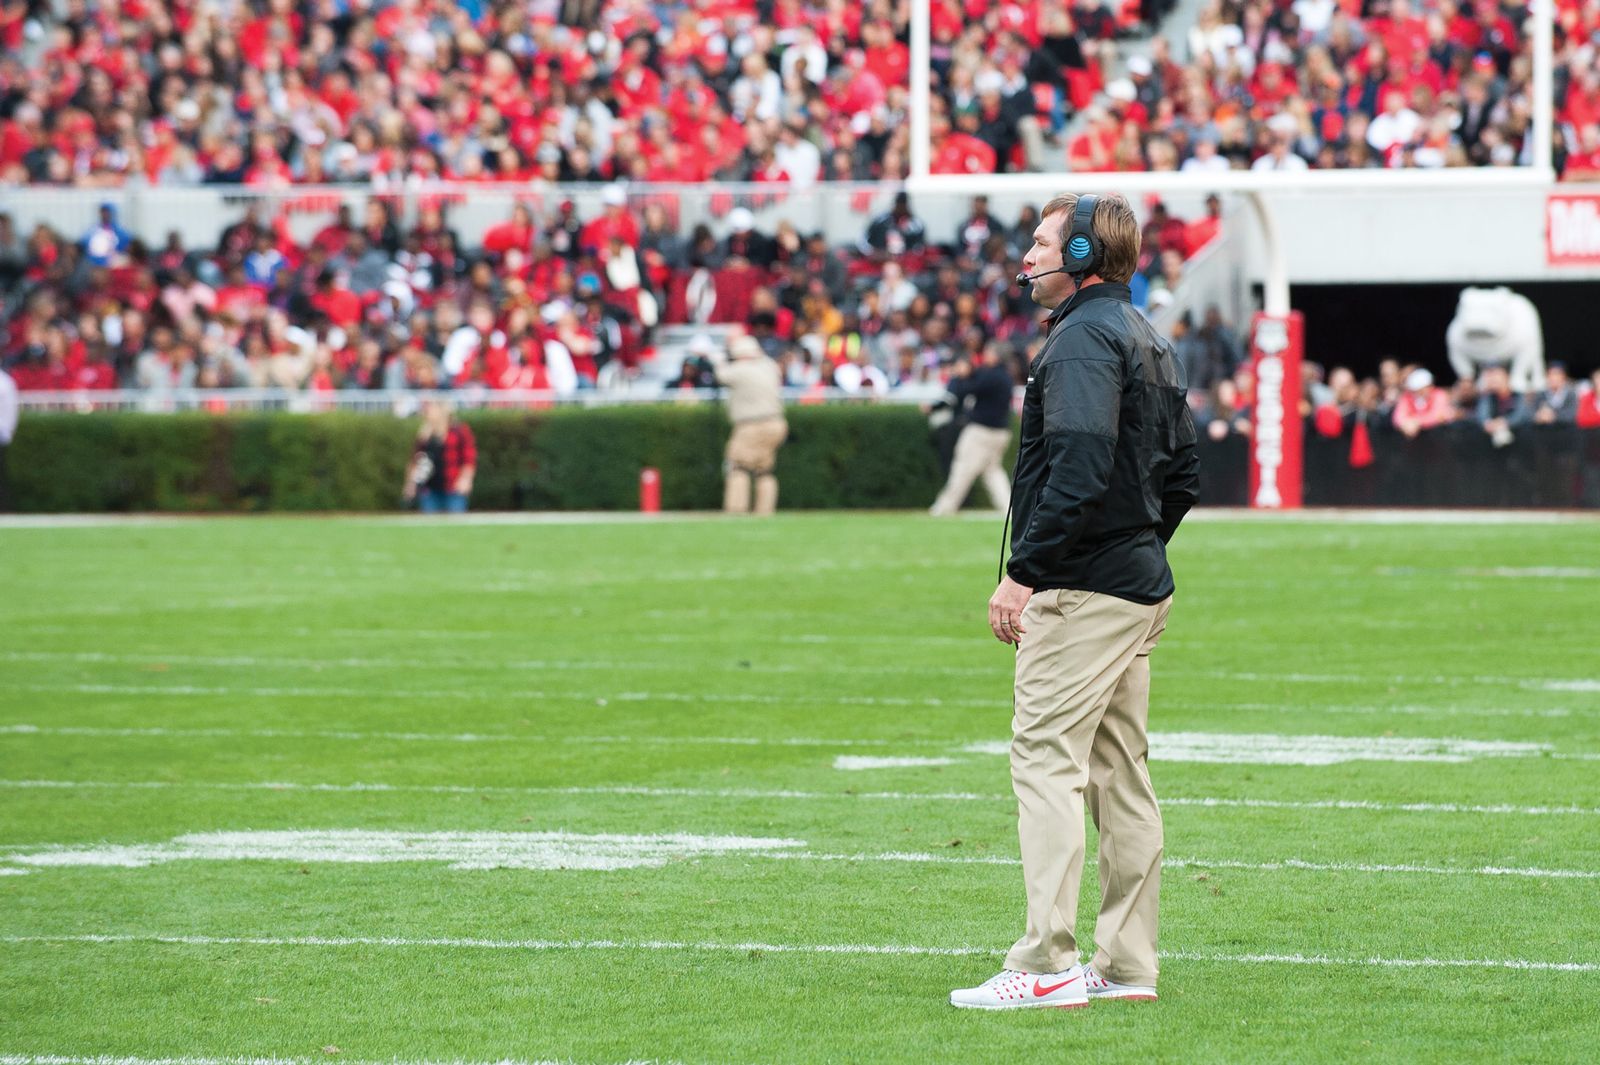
[930,424,1012,515]
[724,417,788,514]
[1004,589,1173,985]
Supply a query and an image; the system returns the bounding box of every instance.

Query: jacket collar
[1044,281,1132,329]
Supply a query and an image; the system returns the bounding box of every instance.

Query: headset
[1060,193,1102,278]
[1014,193,1102,287]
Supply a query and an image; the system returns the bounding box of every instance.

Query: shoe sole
[950,998,1090,1010]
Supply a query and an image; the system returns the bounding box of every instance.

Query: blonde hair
[1039,192,1141,285]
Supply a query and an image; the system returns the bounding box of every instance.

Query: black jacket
[1006,283,1200,604]
[947,364,1015,429]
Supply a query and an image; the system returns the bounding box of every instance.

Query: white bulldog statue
[1446,286,1545,393]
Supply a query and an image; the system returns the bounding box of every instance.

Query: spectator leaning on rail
[1392,368,1456,438]
[710,334,788,516]
[951,192,1200,1012]
[1474,364,1525,448]
[403,401,477,515]
[1580,368,1600,429]
[929,341,1017,517]
[1525,362,1579,425]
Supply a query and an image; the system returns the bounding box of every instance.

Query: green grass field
[2,511,1598,1064]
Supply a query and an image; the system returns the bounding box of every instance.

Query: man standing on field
[712,335,788,515]
[950,193,1200,1011]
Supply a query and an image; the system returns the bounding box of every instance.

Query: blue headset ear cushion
[1067,234,1093,260]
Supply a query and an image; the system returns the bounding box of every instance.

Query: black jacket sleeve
[1159,403,1200,543]
[1006,341,1122,586]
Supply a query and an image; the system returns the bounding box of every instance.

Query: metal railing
[15,386,950,415]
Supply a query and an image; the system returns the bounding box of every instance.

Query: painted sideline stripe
[961,732,1558,765]
[7,683,1006,709]
[11,723,1595,765]
[1183,508,1600,525]
[21,647,1594,699]
[13,672,1596,696]
[4,829,1593,882]
[5,507,1594,529]
[1,830,803,873]
[0,724,940,749]
[0,932,986,958]
[3,933,1594,973]
[6,649,1588,715]
[778,852,1600,880]
[0,1057,678,1065]
[4,780,1599,818]
[0,649,1000,680]
[833,756,957,770]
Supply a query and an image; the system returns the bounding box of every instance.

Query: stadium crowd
[922,0,1588,176]
[1182,340,1600,452]
[4,186,1596,444]
[0,190,1225,397]
[0,0,1589,185]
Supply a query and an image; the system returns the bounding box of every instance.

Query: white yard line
[773,852,1600,880]
[6,683,1007,709]
[9,722,1596,765]
[4,508,1595,530]
[0,650,995,678]
[0,724,952,748]
[832,757,958,771]
[3,933,1594,973]
[1161,795,1600,816]
[4,830,1594,882]
[1219,702,1581,720]
[1184,508,1600,525]
[10,652,1596,703]
[12,669,1594,698]
[1,830,803,873]
[959,732,1555,765]
[4,779,1600,818]
[1460,567,1600,579]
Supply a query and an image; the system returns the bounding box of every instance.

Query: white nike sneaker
[950,966,1088,1010]
[1083,964,1158,1001]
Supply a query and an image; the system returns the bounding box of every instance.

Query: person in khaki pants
[711,335,788,514]
[929,341,1015,516]
[951,192,1199,1011]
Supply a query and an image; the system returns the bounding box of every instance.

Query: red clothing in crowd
[1578,388,1600,429]
[439,423,477,489]
[933,132,997,174]
[1392,387,1455,431]
[312,286,362,330]
[482,216,535,256]
[579,208,641,254]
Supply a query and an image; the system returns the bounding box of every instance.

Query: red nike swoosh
[1033,976,1081,997]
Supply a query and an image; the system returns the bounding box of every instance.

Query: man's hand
[988,575,1033,645]
[454,471,474,496]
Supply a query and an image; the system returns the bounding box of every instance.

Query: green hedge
[7,406,961,512]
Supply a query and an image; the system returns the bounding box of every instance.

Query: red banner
[1547,194,1600,266]
[1248,312,1305,510]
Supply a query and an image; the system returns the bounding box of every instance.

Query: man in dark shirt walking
[950,192,1200,1011]
[930,341,1017,516]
